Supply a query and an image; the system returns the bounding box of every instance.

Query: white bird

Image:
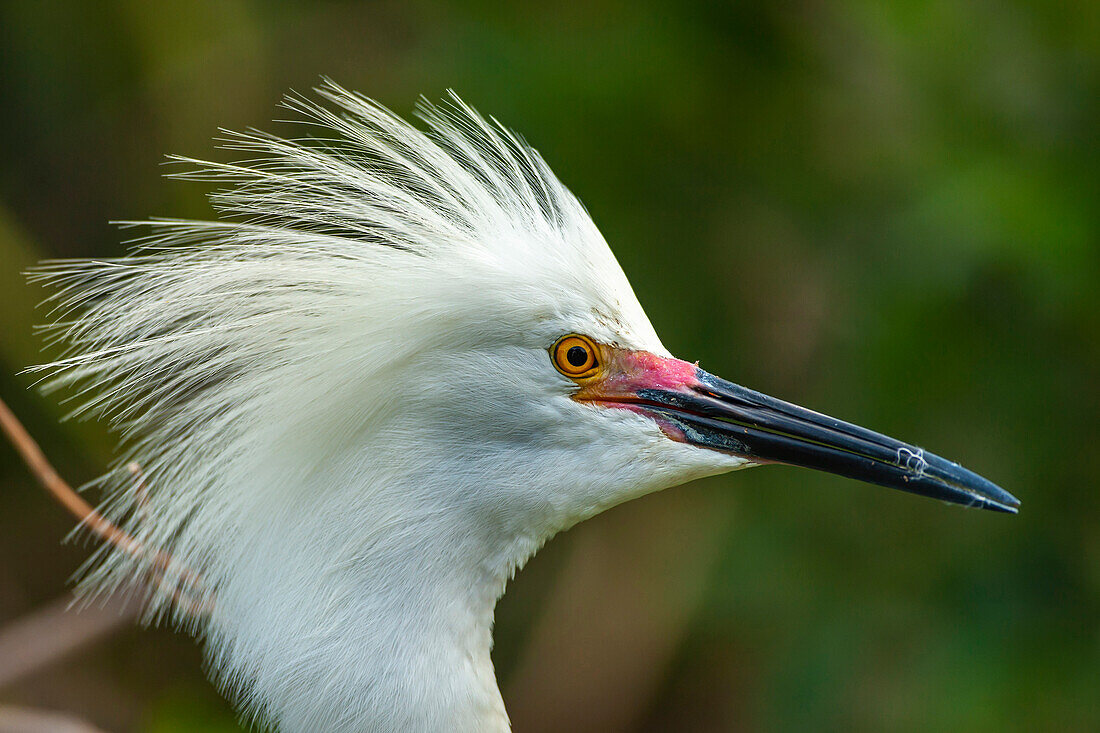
[29,81,1018,732]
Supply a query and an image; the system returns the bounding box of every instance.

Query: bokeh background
[1,1,1097,731]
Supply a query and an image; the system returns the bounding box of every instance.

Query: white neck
[203,480,533,733]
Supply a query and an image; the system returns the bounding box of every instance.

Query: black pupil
[566,345,589,368]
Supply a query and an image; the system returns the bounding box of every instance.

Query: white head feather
[32,82,745,732]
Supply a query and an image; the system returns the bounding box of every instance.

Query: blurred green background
[0,1,1097,731]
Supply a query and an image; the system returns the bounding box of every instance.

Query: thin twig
[0,396,139,555]
[0,394,210,617]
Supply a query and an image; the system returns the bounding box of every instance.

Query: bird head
[34,81,1017,590]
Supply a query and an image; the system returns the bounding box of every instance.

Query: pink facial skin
[573,348,701,443]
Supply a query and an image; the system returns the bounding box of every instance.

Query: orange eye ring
[550,334,600,379]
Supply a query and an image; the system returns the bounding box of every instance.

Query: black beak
[638,369,1020,513]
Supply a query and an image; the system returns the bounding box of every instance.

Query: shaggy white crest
[31,82,740,732]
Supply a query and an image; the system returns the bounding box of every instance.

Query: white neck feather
[207,470,531,732]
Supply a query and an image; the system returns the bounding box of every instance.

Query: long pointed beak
[634,368,1020,514]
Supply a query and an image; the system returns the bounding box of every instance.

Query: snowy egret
[26,82,1018,732]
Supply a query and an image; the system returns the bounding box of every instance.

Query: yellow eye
[551,334,600,379]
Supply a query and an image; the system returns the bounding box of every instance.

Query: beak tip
[971,477,1021,515]
[986,492,1021,515]
[981,498,1020,515]
[963,480,1020,514]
